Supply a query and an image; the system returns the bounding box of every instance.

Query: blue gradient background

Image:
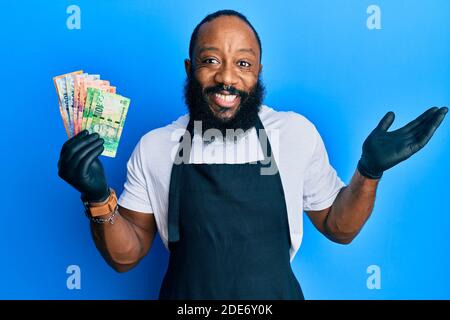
[0,0,449,299]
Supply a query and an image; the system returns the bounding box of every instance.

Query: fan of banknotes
[53,70,131,157]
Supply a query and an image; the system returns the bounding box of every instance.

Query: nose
[214,62,238,87]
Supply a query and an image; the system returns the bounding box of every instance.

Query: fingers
[78,144,105,177]
[376,111,395,131]
[398,106,439,134]
[70,138,104,169]
[414,107,448,149]
[61,132,100,164]
[60,130,88,156]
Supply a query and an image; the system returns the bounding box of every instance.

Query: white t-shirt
[118,105,345,261]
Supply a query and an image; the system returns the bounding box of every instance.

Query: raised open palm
[358,106,448,179]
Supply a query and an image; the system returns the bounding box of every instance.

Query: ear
[184,59,191,77]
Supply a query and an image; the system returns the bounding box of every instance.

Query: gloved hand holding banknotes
[55,70,130,202]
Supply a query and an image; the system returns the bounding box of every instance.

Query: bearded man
[57,10,447,300]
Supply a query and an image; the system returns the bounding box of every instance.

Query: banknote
[82,87,98,131]
[65,75,76,130]
[77,76,103,132]
[73,74,100,134]
[81,81,114,132]
[88,90,130,157]
[53,70,83,137]
[54,77,71,136]
[73,73,87,117]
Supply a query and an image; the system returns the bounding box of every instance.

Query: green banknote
[84,88,102,131]
[88,90,131,158]
[82,87,97,130]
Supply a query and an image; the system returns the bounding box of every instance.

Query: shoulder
[260,104,319,140]
[138,114,189,152]
[127,114,189,170]
[260,105,323,168]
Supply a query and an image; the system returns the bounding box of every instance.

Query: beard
[183,72,265,139]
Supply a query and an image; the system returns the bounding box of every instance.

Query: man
[57,10,447,299]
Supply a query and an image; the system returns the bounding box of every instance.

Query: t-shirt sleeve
[302,128,345,211]
[118,139,154,214]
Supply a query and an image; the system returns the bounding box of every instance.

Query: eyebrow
[197,46,257,57]
[237,48,257,56]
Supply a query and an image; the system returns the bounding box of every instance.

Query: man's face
[184,15,264,134]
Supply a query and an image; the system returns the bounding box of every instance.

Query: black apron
[159,115,304,300]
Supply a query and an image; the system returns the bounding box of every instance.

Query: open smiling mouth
[208,91,241,116]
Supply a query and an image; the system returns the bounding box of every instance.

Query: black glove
[57,130,110,202]
[358,106,448,179]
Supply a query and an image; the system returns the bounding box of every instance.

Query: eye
[203,58,219,64]
[238,60,251,68]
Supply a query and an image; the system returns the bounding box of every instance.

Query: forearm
[325,169,380,243]
[90,207,144,271]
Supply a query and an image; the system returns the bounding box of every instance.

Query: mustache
[203,84,249,99]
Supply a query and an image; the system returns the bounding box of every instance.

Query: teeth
[215,93,237,103]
